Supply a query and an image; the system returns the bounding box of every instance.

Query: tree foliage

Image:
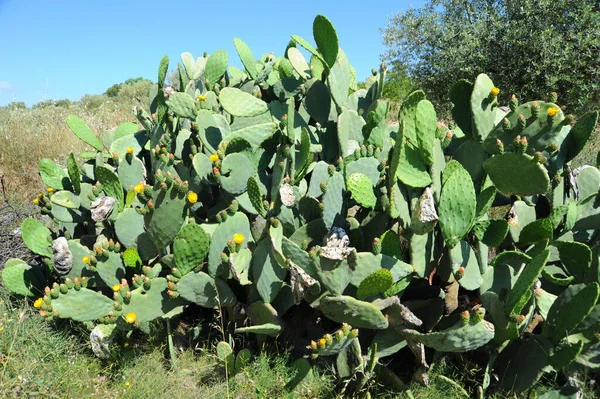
[104,77,152,97]
[382,0,600,114]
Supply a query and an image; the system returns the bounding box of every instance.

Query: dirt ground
[0,176,36,269]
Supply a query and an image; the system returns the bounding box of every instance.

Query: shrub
[2,14,599,398]
[382,0,600,115]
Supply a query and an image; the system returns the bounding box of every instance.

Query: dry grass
[0,102,138,203]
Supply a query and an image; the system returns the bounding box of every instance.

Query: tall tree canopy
[382,0,600,114]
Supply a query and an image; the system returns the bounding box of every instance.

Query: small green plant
[1,14,599,398]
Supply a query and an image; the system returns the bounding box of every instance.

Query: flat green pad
[21,218,52,258]
[356,269,394,300]
[551,283,599,343]
[349,252,413,286]
[551,241,592,283]
[251,239,287,303]
[505,249,550,317]
[50,191,80,209]
[483,153,550,196]
[393,125,432,188]
[233,38,257,79]
[438,163,476,248]
[167,92,196,119]
[1,263,45,297]
[220,153,254,195]
[39,158,69,189]
[177,271,236,308]
[313,14,338,68]
[402,317,495,352]
[236,323,282,336]
[208,212,253,277]
[96,165,124,211]
[346,172,376,209]
[121,278,186,323]
[51,287,114,321]
[173,223,210,275]
[114,208,145,248]
[219,87,268,117]
[144,187,186,249]
[205,49,228,87]
[66,114,103,151]
[320,295,389,329]
[566,111,599,163]
[470,74,497,141]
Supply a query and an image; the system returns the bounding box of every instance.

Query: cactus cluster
[2,14,599,397]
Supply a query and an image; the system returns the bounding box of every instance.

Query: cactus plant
[2,13,599,397]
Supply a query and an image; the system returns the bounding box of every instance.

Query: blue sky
[0,0,424,107]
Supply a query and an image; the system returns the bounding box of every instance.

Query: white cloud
[0,82,15,92]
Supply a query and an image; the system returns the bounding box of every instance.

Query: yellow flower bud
[125,312,136,324]
[82,256,90,264]
[112,284,121,292]
[126,146,134,154]
[33,298,43,308]
[490,87,500,96]
[318,338,327,348]
[233,233,245,245]
[210,153,219,163]
[33,198,39,205]
[547,107,560,117]
[46,187,54,193]
[134,183,144,194]
[197,95,207,102]
[187,191,198,204]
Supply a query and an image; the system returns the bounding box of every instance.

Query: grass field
[4,287,577,399]
[0,94,599,398]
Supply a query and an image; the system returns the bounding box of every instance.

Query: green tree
[7,101,26,110]
[382,0,600,114]
[104,77,153,98]
[382,67,414,103]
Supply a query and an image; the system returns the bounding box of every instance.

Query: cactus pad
[320,295,389,329]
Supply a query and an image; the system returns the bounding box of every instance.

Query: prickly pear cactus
[2,13,599,398]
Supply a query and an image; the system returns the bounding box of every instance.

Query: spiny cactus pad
[320,295,389,329]
[401,311,495,352]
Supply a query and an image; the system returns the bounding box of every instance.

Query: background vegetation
[382,0,600,116]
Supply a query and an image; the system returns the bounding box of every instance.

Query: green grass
[0,289,335,398]
[2,288,597,399]
[0,96,144,203]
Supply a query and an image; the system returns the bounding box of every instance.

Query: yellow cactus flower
[33,298,43,308]
[134,183,144,194]
[209,153,219,163]
[547,107,560,117]
[46,187,54,193]
[318,338,327,347]
[490,87,500,96]
[33,198,39,205]
[233,233,245,245]
[187,191,198,204]
[125,381,131,387]
[126,146,134,154]
[112,284,121,292]
[82,256,90,264]
[197,95,207,102]
[125,312,136,324]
